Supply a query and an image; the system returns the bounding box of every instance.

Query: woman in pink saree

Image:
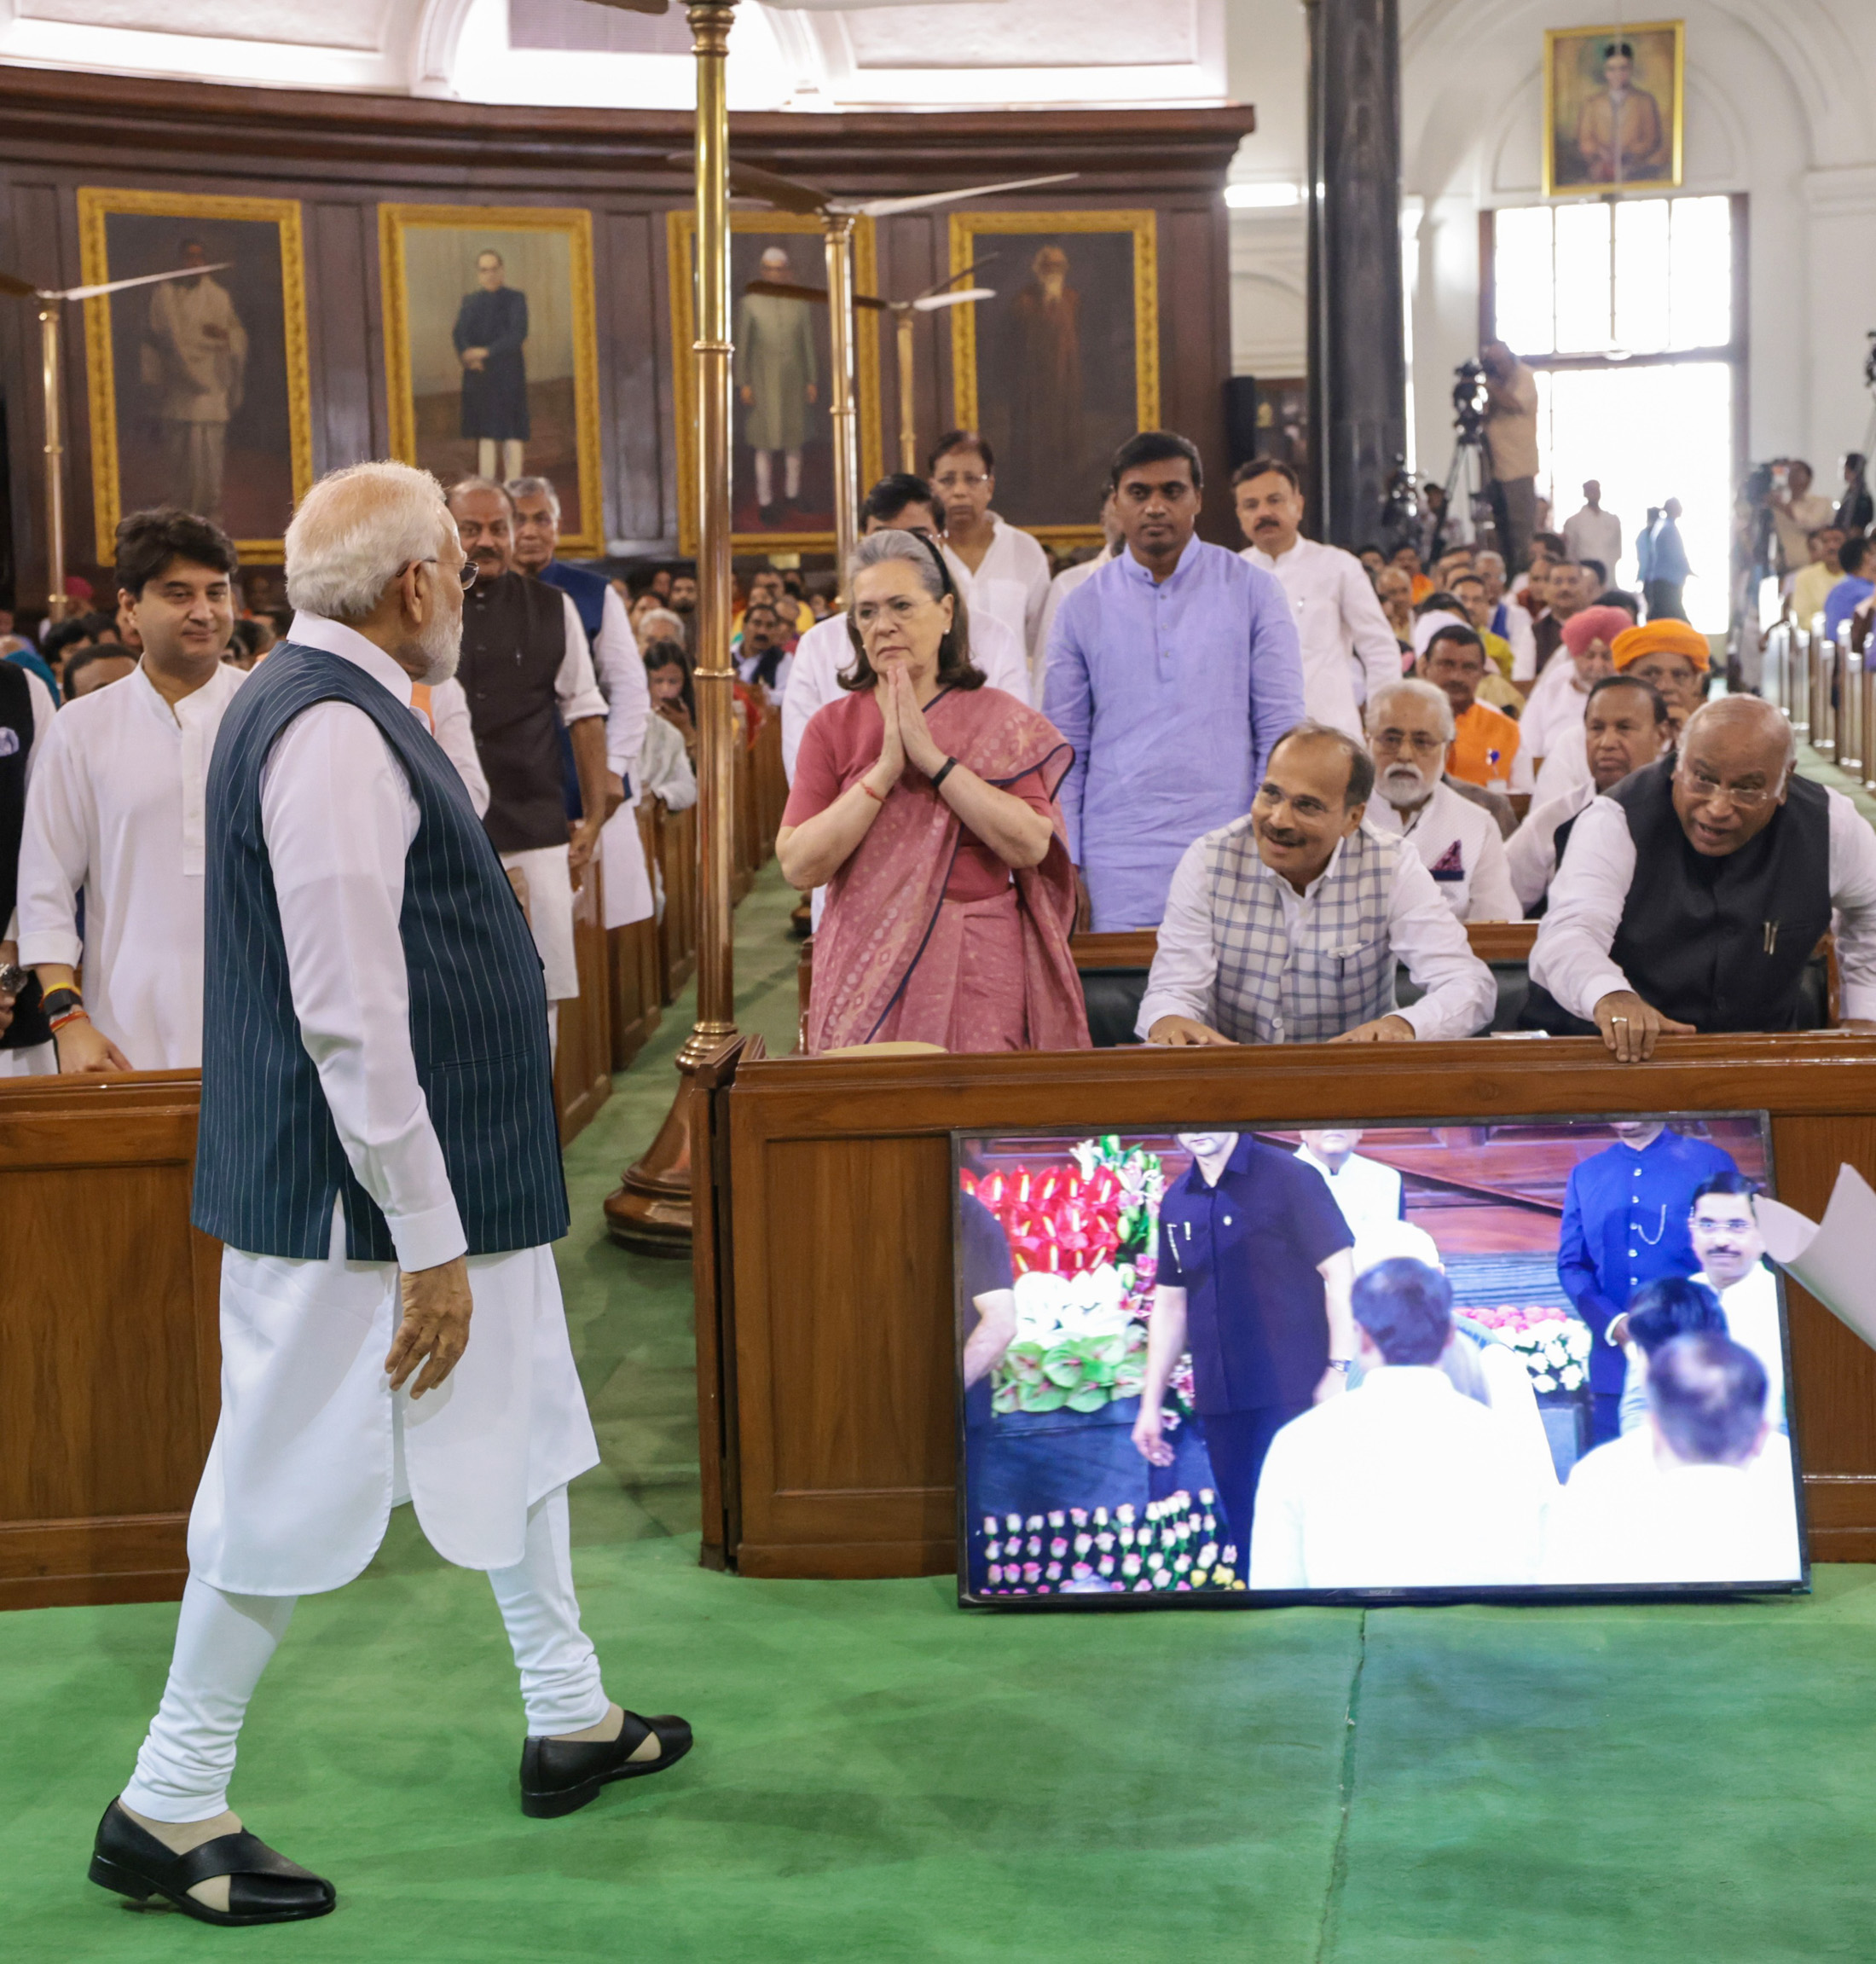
[779,530,1091,1053]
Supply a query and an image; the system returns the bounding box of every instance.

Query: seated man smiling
[1138,721,1496,1046]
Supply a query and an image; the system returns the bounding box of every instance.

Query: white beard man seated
[1362,679,1519,922]
[1138,721,1497,1048]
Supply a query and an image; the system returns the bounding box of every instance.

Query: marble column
[1305,0,1407,548]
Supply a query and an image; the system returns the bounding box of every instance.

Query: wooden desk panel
[0,1074,219,1608]
[703,1035,1876,1578]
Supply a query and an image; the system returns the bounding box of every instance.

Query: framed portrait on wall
[1543,20,1684,197]
[379,204,604,555]
[77,188,313,563]
[665,211,883,554]
[948,211,1159,549]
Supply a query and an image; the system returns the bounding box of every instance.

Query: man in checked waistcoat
[1135,721,1495,1047]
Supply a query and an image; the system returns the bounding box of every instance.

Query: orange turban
[1611,620,1710,672]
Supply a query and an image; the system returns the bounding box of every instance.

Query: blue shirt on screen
[1155,1136,1353,1415]
[1044,535,1306,932]
[1556,1127,1740,1394]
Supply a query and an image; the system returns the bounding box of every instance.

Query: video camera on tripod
[1452,359,1487,449]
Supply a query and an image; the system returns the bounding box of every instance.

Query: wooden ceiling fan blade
[56,263,231,304]
[910,253,1002,304]
[0,269,40,298]
[745,279,889,312]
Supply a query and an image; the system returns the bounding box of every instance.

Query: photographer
[1480,341,1539,573]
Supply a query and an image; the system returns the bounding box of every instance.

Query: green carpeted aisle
[8,865,1876,1960]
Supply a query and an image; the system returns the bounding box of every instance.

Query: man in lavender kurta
[1044,431,1306,931]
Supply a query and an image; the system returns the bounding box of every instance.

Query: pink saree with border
[806,687,1091,1055]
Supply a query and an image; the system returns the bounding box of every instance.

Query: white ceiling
[0,0,1230,107]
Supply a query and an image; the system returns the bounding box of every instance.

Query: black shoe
[88,1799,335,1926]
[519,1711,693,1819]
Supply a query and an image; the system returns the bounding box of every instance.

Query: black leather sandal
[88,1800,336,1926]
[519,1711,693,1819]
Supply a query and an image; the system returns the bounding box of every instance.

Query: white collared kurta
[188,614,594,1596]
[17,659,248,1068]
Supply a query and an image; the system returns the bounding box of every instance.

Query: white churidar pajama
[588,582,656,931]
[122,616,603,1822]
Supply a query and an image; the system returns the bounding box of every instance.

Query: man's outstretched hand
[386,1254,473,1399]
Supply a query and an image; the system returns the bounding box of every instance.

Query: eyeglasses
[1674,762,1778,810]
[408,558,478,589]
[932,471,989,491]
[1370,728,1445,756]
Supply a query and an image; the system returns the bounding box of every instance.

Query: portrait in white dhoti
[142,239,248,525]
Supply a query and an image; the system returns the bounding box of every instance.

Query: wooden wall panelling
[0,1073,220,1609]
[709,1036,1876,1579]
[307,199,377,477]
[603,206,669,548]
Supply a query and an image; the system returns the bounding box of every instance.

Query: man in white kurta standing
[147,240,247,526]
[1234,457,1401,740]
[507,473,655,932]
[18,509,247,1070]
[88,462,690,1928]
[930,431,1051,681]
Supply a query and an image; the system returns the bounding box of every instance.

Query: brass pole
[605,0,739,1255]
[40,304,67,625]
[680,0,738,1069]
[824,211,860,576]
[895,308,917,474]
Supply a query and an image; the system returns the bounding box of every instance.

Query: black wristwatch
[41,986,82,1022]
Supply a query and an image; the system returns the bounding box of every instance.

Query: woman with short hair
[778,530,1088,1053]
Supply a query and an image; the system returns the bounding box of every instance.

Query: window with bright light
[1491,196,1738,632]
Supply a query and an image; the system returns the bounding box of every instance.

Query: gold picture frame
[379,203,605,556]
[666,208,882,555]
[949,209,1158,550]
[1543,20,1685,199]
[78,187,313,564]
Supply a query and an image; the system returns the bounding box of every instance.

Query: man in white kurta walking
[19,508,247,1070]
[89,462,689,1929]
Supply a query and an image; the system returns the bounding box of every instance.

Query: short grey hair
[284,460,454,623]
[506,475,560,521]
[447,475,513,513]
[638,606,687,647]
[1682,695,1798,775]
[1367,676,1456,744]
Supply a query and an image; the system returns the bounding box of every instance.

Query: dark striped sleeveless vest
[192,641,569,1261]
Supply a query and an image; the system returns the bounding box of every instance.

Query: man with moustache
[1234,457,1400,740]
[89,462,689,1927]
[1686,1173,1786,1432]
[448,477,610,1052]
[1362,679,1519,922]
[1137,721,1494,1046]
[1528,695,1876,1055]
[1505,674,1671,912]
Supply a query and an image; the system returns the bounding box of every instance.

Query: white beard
[414,603,461,686]
[1379,764,1435,811]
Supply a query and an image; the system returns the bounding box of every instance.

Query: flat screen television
[953,1113,1805,1607]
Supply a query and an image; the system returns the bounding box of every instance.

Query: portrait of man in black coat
[455,248,530,483]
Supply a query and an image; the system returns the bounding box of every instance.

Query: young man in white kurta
[931,434,1050,675]
[18,513,248,1070]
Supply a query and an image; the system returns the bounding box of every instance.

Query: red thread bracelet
[860,779,885,803]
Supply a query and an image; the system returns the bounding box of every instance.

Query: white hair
[506,474,560,522]
[1368,676,1456,744]
[285,461,454,623]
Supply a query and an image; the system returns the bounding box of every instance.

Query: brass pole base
[604,1070,697,1256]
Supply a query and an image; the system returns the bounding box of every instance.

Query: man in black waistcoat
[1527,695,1876,1058]
[448,478,610,1050]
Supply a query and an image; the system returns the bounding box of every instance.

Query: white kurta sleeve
[553,593,608,725]
[260,701,466,1272]
[14,713,88,969]
[426,679,489,819]
[1504,805,1562,912]
[1386,852,1497,1038]
[1343,556,1406,708]
[1827,789,1876,1020]
[781,618,846,783]
[1136,836,1220,1038]
[1527,795,1639,1020]
[1463,816,1522,924]
[593,588,650,780]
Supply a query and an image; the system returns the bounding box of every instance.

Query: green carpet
[7,866,1876,1958]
